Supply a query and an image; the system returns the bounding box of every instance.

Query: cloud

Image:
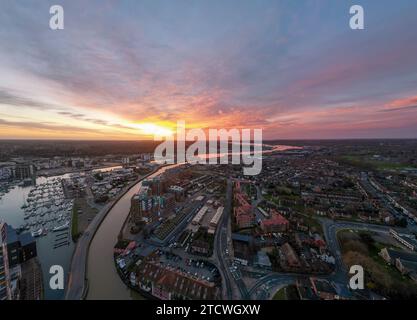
[379,105,417,113]
[1,0,417,139]
[0,88,62,111]
[0,118,100,134]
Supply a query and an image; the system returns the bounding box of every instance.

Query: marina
[0,174,75,300]
[19,178,72,238]
[0,165,123,299]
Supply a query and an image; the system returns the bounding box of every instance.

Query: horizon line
[1,138,417,142]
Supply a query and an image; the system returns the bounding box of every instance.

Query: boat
[52,221,70,232]
[31,228,44,237]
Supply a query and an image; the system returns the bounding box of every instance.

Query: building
[296,277,339,300]
[168,185,185,201]
[280,243,301,269]
[192,206,208,225]
[379,247,417,282]
[379,247,417,264]
[5,225,37,267]
[235,209,255,229]
[310,278,339,300]
[143,177,165,195]
[158,193,176,212]
[260,210,289,233]
[0,223,39,300]
[5,225,19,269]
[190,240,210,256]
[231,233,253,264]
[0,162,14,180]
[133,260,220,300]
[296,278,319,300]
[389,229,417,251]
[209,207,224,228]
[13,163,36,180]
[254,250,272,269]
[0,222,11,300]
[131,186,154,222]
[395,259,417,283]
[233,181,255,229]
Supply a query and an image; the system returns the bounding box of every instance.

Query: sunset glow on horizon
[1,0,417,140]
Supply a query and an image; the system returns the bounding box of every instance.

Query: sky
[1,0,417,140]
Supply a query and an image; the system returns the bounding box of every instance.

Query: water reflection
[0,166,122,300]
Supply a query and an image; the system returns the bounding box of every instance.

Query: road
[247,219,406,299]
[65,201,112,299]
[213,179,234,299]
[65,169,160,300]
[246,173,417,299]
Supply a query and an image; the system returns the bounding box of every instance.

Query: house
[254,250,272,269]
[395,259,417,283]
[379,248,417,265]
[379,247,417,283]
[310,278,339,300]
[235,208,255,229]
[280,243,301,269]
[296,278,319,300]
[190,240,210,256]
[260,210,289,233]
[133,261,220,300]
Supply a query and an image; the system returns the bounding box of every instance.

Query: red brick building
[260,210,289,233]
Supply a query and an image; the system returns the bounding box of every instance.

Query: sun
[129,122,174,137]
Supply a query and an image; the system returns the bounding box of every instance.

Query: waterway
[86,164,180,299]
[0,165,121,299]
[85,145,299,299]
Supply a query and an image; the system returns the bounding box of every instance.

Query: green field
[339,155,415,171]
[337,230,417,299]
[272,287,287,300]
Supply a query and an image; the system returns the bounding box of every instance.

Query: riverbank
[37,163,122,177]
[65,167,161,300]
[113,255,155,300]
[80,145,299,299]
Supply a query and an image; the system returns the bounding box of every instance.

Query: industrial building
[192,206,208,225]
[210,206,224,228]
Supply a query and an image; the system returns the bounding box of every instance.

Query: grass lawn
[272,287,287,300]
[130,290,146,300]
[71,197,98,242]
[272,285,299,300]
[339,155,415,171]
[298,213,324,235]
[337,229,417,297]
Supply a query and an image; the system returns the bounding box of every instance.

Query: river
[86,164,180,299]
[85,144,300,299]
